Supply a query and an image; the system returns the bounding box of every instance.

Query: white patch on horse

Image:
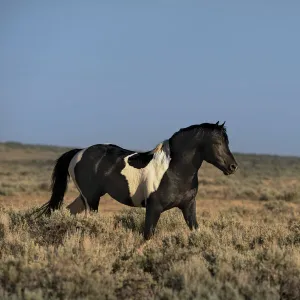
[120,140,171,207]
[68,149,89,211]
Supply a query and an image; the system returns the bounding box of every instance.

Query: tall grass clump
[1,201,300,299]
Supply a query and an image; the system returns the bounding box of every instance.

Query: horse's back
[72,143,134,172]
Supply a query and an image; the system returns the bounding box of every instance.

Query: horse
[35,121,238,240]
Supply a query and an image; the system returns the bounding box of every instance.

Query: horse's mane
[176,122,226,134]
[171,122,228,140]
[139,122,227,155]
[152,142,163,153]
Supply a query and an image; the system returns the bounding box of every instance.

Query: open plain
[1,142,300,299]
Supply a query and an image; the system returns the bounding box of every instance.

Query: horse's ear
[216,121,219,126]
[220,121,226,128]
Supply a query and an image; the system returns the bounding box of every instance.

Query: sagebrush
[1,201,300,299]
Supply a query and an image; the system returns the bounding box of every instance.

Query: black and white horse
[36,121,238,239]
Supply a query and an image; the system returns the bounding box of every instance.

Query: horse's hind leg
[66,195,86,215]
[84,189,106,213]
[89,195,102,212]
[69,190,104,214]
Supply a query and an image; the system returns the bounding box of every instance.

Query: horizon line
[1,140,299,159]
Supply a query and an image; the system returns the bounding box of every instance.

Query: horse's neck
[168,143,204,179]
[171,151,203,171]
[169,130,204,171]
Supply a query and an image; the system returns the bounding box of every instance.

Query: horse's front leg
[180,199,199,231]
[143,199,163,240]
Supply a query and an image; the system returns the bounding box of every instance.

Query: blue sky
[1,1,299,155]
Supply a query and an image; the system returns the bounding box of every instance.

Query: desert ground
[1,142,300,299]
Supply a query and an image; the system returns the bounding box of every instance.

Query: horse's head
[202,121,238,175]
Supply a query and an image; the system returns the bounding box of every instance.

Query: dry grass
[1,142,300,299]
[1,201,300,299]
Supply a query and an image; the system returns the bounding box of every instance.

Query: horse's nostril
[230,164,237,171]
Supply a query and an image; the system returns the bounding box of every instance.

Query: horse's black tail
[33,148,82,218]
